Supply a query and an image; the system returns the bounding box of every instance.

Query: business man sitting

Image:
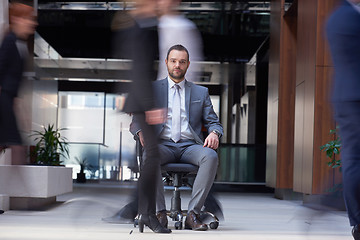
[131,44,223,231]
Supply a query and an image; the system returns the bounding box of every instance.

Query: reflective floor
[0,183,353,240]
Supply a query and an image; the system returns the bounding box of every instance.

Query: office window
[58,92,105,143]
[59,92,136,181]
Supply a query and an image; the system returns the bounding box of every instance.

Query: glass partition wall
[58,92,136,181]
[56,91,263,184]
[58,91,221,182]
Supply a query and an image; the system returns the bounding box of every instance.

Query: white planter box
[0,165,72,209]
[0,194,9,211]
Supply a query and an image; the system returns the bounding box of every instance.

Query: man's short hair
[166,44,189,61]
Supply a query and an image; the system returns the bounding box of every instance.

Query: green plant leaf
[321,127,342,171]
[29,124,68,166]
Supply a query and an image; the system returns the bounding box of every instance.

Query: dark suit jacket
[326,0,360,102]
[0,31,25,97]
[121,17,159,113]
[131,78,223,144]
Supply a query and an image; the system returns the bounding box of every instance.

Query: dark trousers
[334,101,360,226]
[134,113,161,216]
[0,92,22,145]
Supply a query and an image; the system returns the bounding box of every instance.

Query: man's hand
[203,132,219,150]
[145,108,167,125]
[138,108,167,147]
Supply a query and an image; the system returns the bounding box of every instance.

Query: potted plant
[30,124,69,166]
[320,127,341,170]
[74,156,88,183]
[0,124,73,210]
[320,126,342,194]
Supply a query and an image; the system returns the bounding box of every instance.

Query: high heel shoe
[138,214,172,233]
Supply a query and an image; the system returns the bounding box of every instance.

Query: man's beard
[169,69,185,80]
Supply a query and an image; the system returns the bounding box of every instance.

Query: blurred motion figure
[0,2,37,163]
[120,0,171,234]
[326,0,360,239]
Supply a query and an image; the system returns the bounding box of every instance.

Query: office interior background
[0,0,344,208]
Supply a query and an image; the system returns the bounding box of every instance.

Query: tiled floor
[0,183,353,240]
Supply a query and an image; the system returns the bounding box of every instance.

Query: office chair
[135,136,219,230]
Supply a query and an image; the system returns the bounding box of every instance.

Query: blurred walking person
[326,1,360,239]
[121,0,171,234]
[0,3,37,163]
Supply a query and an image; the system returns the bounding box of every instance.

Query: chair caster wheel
[209,221,219,229]
[133,219,138,228]
[175,221,183,230]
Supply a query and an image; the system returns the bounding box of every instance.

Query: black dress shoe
[156,210,168,228]
[138,214,172,233]
[0,210,4,214]
[185,210,208,231]
[353,225,360,240]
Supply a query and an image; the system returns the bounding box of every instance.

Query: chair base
[166,209,219,230]
[162,165,219,230]
[133,210,219,230]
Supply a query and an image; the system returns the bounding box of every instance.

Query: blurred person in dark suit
[326,1,360,239]
[0,2,37,164]
[119,0,171,234]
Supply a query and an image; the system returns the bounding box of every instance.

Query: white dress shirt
[161,77,194,141]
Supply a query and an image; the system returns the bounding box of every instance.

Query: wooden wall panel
[293,82,305,192]
[293,0,318,194]
[313,66,336,193]
[266,99,278,187]
[316,0,341,67]
[311,0,341,194]
[293,0,340,194]
[266,0,282,188]
[268,0,282,103]
[267,0,297,190]
[276,14,297,189]
[267,0,343,195]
